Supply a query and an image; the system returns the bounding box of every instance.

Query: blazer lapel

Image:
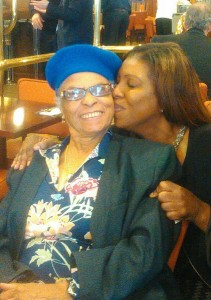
[9,153,48,257]
[90,136,128,247]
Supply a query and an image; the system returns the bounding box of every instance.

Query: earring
[160,109,163,113]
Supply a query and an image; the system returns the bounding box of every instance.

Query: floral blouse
[20,131,112,296]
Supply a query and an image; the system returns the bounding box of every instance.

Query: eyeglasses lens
[61,84,114,101]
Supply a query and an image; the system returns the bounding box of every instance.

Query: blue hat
[45,44,122,90]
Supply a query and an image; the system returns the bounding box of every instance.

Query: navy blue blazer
[0,134,181,299]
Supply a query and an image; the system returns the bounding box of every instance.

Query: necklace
[64,144,73,177]
[64,144,86,176]
[173,126,187,151]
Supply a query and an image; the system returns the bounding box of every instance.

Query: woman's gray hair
[184,3,211,31]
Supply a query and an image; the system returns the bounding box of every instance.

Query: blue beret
[45,44,122,90]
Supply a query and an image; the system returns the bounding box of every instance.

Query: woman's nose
[81,92,98,106]
[112,83,122,99]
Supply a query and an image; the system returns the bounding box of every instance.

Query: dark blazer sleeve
[206,217,211,268]
[0,169,31,282]
[73,137,182,299]
[0,153,48,282]
[151,34,174,43]
[46,0,87,22]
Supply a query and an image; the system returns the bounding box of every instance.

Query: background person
[15,42,211,299]
[155,0,178,35]
[152,2,211,98]
[102,0,131,45]
[30,0,59,76]
[30,0,93,49]
[0,45,181,299]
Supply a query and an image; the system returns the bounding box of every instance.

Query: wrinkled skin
[150,181,210,231]
[0,279,73,300]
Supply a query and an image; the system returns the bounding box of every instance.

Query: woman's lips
[114,104,124,112]
[81,111,103,119]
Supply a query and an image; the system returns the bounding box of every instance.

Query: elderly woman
[16,42,211,299]
[0,45,181,299]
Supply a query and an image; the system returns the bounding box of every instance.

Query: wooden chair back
[133,11,148,31]
[126,14,136,44]
[0,169,9,201]
[18,78,55,104]
[17,78,69,137]
[145,16,156,43]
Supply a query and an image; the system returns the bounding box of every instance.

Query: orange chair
[145,16,156,43]
[168,220,189,271]
[0,169,9,200]
[17,78,69,137]
[18,78,55,104]
[126,14,136,44]
[133,11,148,43]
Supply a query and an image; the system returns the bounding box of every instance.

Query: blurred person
[155,0,178,35]
[30,0,93,49]
[152,2,211,98]
[0,45,181,299]
[102,0,131,45]
[30,0,59,76]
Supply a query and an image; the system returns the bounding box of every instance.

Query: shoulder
[189,124,211,145]
[187,125,211,159]
[151,34,177,43]
[8,151,45,185]
[111,133,176,162]
[110,133,181,189]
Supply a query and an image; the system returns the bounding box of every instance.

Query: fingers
[34,138,58,150]
[0,283,13,290]
[0,283,17,300]
[150,180,175,198]
[150,181,188,221]
[32,13,44,30]
[11,149,34,170]
[33,7,47,14]
[152,181,202,222]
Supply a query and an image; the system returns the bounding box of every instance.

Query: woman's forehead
[60,72,110,88]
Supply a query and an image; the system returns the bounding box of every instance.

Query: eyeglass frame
[57,83,116,101]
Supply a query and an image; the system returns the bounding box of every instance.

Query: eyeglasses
[59,83,115,101]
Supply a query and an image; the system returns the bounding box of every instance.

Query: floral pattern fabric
[20,132,112,295]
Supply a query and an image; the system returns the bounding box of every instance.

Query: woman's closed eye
[127,80,139,88]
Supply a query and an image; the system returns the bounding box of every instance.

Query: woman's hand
[0,279,73,300]
[204,101,211,114]
[30,0,49,14]
[150,181,211,232]
[11,134,59,170]
[32,13,44,30]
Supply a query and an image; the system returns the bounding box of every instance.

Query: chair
[145,16,156,43]
[18,78,55,104]
[168,220,189,271]
[17,78,69,137]
[133,11,148,43]
[126,14,136,44]
[0,169,9,200]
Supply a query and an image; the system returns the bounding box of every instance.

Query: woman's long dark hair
[124,42,211,128]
